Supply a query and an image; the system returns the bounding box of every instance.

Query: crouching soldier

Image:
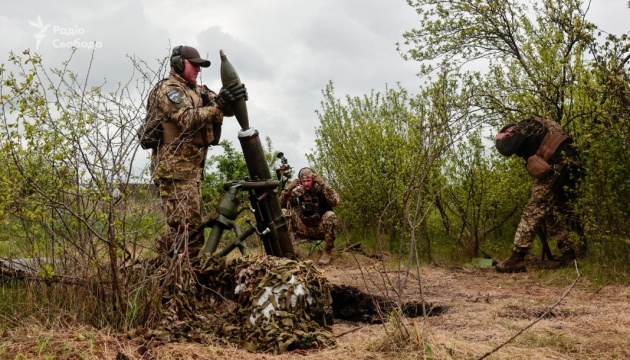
[280,168,340,266]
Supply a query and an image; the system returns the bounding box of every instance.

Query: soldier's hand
[216,82,248,110]
[234,82,248,101]
[286,178,301,191]
[293,186,305,196]
[312,173,325,186]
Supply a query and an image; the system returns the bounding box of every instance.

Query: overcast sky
[1,0,628,177]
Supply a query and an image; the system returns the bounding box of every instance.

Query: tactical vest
[297,193,322,227]
[535,118,568,160]
[161,122,213,147]
[139,80,214,149]
[525,117,569,179]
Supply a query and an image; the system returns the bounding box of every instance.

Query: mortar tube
[246,186,282,256]
[238,128,294,257]
[256,196,282,256]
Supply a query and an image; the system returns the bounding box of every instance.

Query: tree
[401,0,599,125]
[400,0,630,262]
[309,82,418,240]
[439,130,527,257]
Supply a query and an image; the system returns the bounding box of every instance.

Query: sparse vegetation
[1,0,630,358]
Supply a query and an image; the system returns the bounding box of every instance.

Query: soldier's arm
[280,178,301,208]
[279,190,291,209]
[320,185,340,207]
[160,84,223,133]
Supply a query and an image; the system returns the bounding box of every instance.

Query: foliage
[310,82,420,240]
[309,75,476,259]
[0,49,167,329]
[437,129,530,258]
[572,29,630,260]
[400,0,598,124]
[202,136,288,210]
[202,139,249,208]
[395,0,630,267]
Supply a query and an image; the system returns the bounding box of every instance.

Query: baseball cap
[180,46,211,67]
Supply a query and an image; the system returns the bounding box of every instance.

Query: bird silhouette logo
[28,16,50,50]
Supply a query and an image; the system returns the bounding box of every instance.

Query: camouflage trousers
[513,175,574,253]
[283,209,338,253]
[155,178,206,257]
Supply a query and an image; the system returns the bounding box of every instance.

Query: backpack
[137,80,166,150]
[137,117,163,150]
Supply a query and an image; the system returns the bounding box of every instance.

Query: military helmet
[499,123,516,134]
[495,123,517,156]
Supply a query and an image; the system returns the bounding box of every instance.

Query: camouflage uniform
[513,175,572,253]
[147,70,225,257]
[280,171,340,254]
[495,117,583,271]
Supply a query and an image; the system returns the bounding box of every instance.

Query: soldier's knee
[321,211,337,225]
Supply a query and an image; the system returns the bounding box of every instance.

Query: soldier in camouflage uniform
[280,168,340,266]
[145,45,247,257]
[494,117,583,273]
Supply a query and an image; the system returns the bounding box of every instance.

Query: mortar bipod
[197,179,280,256]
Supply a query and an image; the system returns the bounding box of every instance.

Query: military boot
[496,249,528,273]
[293,241,300,257]
[318,251,332,266]
[317,250,332,266]
[318,231,335,266]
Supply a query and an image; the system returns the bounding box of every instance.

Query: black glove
[215,82,248,110]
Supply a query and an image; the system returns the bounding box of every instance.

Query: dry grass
[2,246,630,359]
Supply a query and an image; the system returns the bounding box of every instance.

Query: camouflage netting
[128,254,336,354]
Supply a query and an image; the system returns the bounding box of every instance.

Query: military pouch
[526,154,552,179]
[301,202,317,217]
[137,121,163,150]
[300,213,321,228]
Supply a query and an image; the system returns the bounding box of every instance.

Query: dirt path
[2,249,629,359]
[317,250,630,360]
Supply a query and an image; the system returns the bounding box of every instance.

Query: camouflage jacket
[280,183,340,218]
[148,71,225,181]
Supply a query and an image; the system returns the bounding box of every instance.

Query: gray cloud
[1,0,628,173]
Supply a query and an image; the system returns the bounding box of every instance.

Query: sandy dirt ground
[2,247,629,359]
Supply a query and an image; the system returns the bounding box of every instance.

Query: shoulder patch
[167,89,182,104]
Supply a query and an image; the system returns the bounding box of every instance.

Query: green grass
[517,332,576,350]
